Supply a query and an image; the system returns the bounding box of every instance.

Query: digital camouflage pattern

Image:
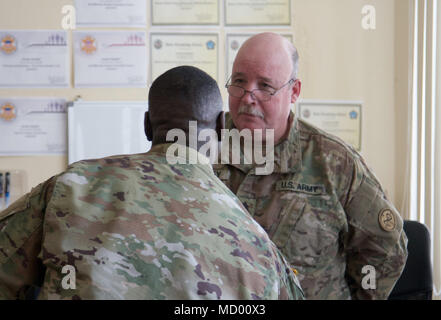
[0,144,304,300]
[214,112,408,300]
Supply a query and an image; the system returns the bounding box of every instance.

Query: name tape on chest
[276,180,325,195]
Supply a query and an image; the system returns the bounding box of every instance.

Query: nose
[241,89,257,104]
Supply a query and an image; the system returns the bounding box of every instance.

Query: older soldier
[0,66,303,300]
[214,32,408,300]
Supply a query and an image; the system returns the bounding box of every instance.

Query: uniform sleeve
[0,177,55,299]
[343,161,408,300]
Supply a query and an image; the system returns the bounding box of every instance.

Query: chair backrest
[389,220,433,300]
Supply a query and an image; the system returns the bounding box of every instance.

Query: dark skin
[144,110,225,149]
[143,66,225,150]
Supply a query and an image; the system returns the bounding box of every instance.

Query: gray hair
[285,40,299,80]
[291,47,299,80]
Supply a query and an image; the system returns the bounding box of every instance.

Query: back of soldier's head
[148,66,223,145]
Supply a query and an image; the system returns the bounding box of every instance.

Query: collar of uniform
[149,143,212,167]
[276,111,302,174]
[223,111,301,174]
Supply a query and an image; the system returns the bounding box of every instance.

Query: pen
[0,172,3,210]
[5,172,10,208]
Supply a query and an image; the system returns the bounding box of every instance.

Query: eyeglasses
[225,77,295,102]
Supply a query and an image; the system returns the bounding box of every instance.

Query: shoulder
[298,119,357,182]
[62,153,156,179]
[68,153,150,170]
[296,119,382,201]
[298,118,376,175]
[298,118,361,162]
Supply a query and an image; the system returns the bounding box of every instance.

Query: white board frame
[68,100,150,164]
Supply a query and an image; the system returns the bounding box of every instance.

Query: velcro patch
[276,180,325,195]
[378,208,396,232]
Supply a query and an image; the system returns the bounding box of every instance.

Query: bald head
[236,32,299,80]
[146,66,224,146]
[228,33,302,144]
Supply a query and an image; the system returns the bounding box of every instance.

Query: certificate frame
[151,0,220,25]
[225,33,293,79]
[73,30,148,88]
[0,30,70,88]
[0,97,68,155]
[149,33,219,84]
[296,100,363,151]
[75,0,148,28]
[224,0,292,26]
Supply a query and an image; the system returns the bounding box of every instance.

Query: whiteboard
[68,100,151,164]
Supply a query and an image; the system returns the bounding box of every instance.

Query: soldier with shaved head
[215,32,408,300]
[0,66,303,300]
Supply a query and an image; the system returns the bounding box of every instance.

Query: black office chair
[389,220,433,300]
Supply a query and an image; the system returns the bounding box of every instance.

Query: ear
[215,111,225,141]
[144,111,153,141]
[290,79,302,104]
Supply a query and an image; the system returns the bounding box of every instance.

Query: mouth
[238,112,263,120]
[237,107,264,120]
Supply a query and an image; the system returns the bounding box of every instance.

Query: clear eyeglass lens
[227,86,244,98]
[227,86,272,101]
[253,90,271,101]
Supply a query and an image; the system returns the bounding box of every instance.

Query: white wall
[293,0,409,209]
[0,0,410,213]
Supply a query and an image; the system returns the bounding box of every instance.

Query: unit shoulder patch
[378,208,396,232]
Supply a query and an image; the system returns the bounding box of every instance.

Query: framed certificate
[150,33,219,83]
[73,31,147,88]
[151,0,219,25]
[75,0,147,28]
[0,98,67,155]
[297,100,362,151]
[0,30,69,88]
[226,33,293,78]
[225,0,291,26]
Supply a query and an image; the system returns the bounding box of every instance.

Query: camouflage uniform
[214,112,408,300]
[0,143,303,300]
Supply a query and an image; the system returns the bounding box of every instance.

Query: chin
[236,116,264,130]
[236,121,263,132]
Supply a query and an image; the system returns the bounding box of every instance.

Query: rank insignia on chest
[276,180,325,195]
